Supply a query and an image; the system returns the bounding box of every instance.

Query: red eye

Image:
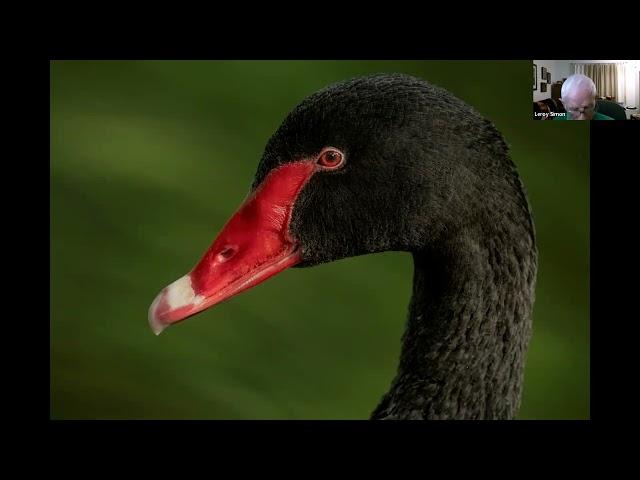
[317,148,344,169]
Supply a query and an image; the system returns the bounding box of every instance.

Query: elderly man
[554,74,614,120]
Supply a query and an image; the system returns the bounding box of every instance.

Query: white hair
[561,74,597,100]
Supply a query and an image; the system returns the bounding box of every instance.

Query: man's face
[563,88,597,120]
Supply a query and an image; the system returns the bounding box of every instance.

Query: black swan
[148,73,538,420]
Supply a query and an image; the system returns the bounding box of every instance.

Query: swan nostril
[216,245,237,263]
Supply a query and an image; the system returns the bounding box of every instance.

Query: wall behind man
[554,61,571,83]
[533,60,556,102]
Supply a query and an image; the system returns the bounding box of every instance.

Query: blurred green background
[50,60,589,419]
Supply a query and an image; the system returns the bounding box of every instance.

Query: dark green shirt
[553,112,614,120]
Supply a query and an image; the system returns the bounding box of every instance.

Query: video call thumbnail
[533,60,639,120]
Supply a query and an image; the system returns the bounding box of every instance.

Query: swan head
[148,73,523,334]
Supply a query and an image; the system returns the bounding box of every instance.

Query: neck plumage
[371,221,537,420]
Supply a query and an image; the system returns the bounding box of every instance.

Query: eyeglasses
[565,103,597,117]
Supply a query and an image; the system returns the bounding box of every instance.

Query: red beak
[148,161,316,335]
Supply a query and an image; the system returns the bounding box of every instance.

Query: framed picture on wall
[547,72,551,83]
[540,82,547,93]
[533,64,537,90]
[541,67,547,79]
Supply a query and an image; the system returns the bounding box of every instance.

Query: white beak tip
[148,293,168,336]
[148,275,199,336]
